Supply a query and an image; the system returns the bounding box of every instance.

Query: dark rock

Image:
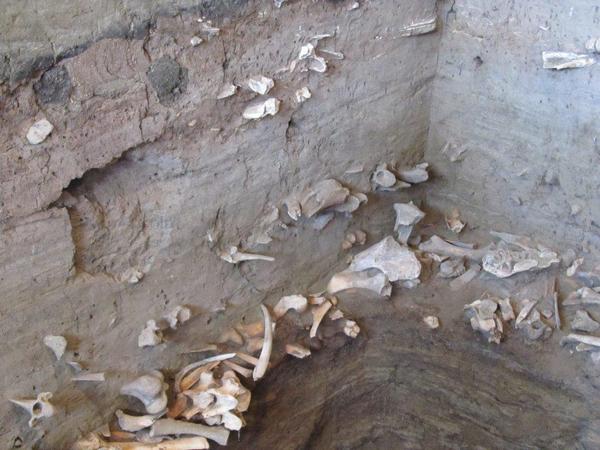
[146,56,188,104]
[33,66,72,105]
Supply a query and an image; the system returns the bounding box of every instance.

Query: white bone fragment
[449,263,480,290]
[399,17,437,37]
[283,195,301,221]
[445,208,465,234]
[397,162,429,184]
[67,361,84,372]
[138,320,163,348]
[285,343,311,359]
[72,372,105,382]
[235,352,260,366]
[309,296,326,305]
[242,97,281,120]
[567,257,584,277]
[73,433,210,450]
[182,344,218,354]
[542,51,595,70]
[498,298,515,322]
[26,119,54,144]
[299,43,315,60]
[310,301,332,338]
[553,291,561,330]
[115,409,160,432]
[175,354,235,393]
[247,76,274,95]
[393,202,425,244]
[348,1,360,10]
[219,245,274,263]
[120,267,144,284]
[295,86,312,104]
[201,390,238,417]
[438,258,466,278]
[43,335,67,360]
[571,310,600,333]
[371,163,410,191]
[515,299,537,328]
[274,295,308,319]
[190,36,203,46]
[223,360,253,378]
[221,411,244,431]
[482,240,559,278]
[309,55,328,73]
[349,236,421,281]
[299,179,349,218]
[327,268,391,297]
[344,319,361,337]
[10,392,55,428]
[310,33,334,42]
[274,0,287,8]
[423,316,439,329]
[164,306,192,329]
[216,83,237,99]
[320,49,344,59]
[150,419,229,445]
[419,235,486,260]
[253,305,273,381]
[329,309,344,320]
[120,371,168,414]
[562,333,600,348]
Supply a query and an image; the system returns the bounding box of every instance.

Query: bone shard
[419,235,486,260]
[423,316,440,329]
[309,55,328,73]
[120,371,168,414]
[44,335,67,360]
[150,419,229,446]
[273,295,308,319]
[73,434,209,450]
[175,354,236,393]
[371,163,410,191]
[566,257,584,277]
[253,305,273,381]
[295,86,312,103]
[445,208,465,234]
[216,83,237,99]
[72,372,105,382]
[564,287,600,306]
[242,97,281,120]
[164,306,192,329]
[399,17,437,37]
[138,320,163,347]
[498,298,515,322]
[219,245,274,264]
[542,51,595,70]
[327,268,391,297]
[393,202,425,244]
[310,300,332,338]
[562,333,600,348]
[464,298,503,344]
[397,162,429,184]
[285,343,311,359]
[10,392,55,428]
[116,409,160,432]
[482,239,559,278]
[299,179,350,218]
[26,118,54,144]
[247,75,274,95]
[438,258,466,278]
[349,236,421,282]
[515,299,537,328]
[571,310,600,333]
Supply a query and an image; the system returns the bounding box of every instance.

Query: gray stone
[146,56,188,104]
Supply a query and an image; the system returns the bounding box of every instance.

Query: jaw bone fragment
[542,51,595,70]
[299,179,350,218]
[397,162,429,184]
[10,392,55,427]
[571,310,600,333]
[217,83,237,99]
[164,306,192,329]
[327,268,392,297]
[247,76,274,95]
[116,409,161,432]
[72,372,105,382]
[445,208,465,234]
[150,419,229,446]
[349,236,421,282]
[285,343,311,359]
[310,300,332,338]
[564,287,600,306]
[219,246,274,264]
[138,320,163,347]
[44,335,67,360]
[120,371,168,414]
[423,316,440,329]
[242,97,281,120]
[26,118,54,144]
[273,295,308,319]
[344,319,361,337]
[253,305,273,381]
[482,240,559,278]
[393,202,425,244]
[438,258,466,278]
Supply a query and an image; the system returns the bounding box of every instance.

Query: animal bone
[120,371,168,414]
[151,419,229,445]
[419,235,486,260]
[585,38,600,53]
[371,163,409,191]
[10,392,55,427]
[344,319,361,337]
[393,202,425,244]
[449,263,481,290]
[311,212,335,230]
[423,316,439,329]
[26,118,54,144]
[115,410,160,432]
[201,390,238,417]
[235,352,260,366]
[567,257,584,277]
[564,287,600,306]
[247,75,274,95]
[571,310,600,333]
[72,372,105,382]
[331,193,365,214]
[67,361,84,372]
[217,83,237,99]
[498,298,515,322]
[320,48,344,59]
[329,309,344,320]
[299,43,315,59]
[399,17,437,37]
[342,229,367,250]
[397,162,429,184]
[445,208,465,234]
[242,97,281,120]
[180,361,220,392]
[438,258,466,278]
[515,299,537,328]
[138,320,163,347]
[309,55,328,73]
[219,246,274,263]
[327,268,392,297]
[175,354,235,393]
[73,433,209,450]
[273,295,308,319]
[349,236,421,281]
[190,36,203,46]
[164,306,192,330]
[542,51,595,70]
[253,305,273,381]
[120,267,144,284]
[482,240,559,278]
[223,361,253,378]
[562,333,600,348]
[285,344,311,359]
[295,86,312,104]
[299,179,350,218]
[310,301,332,338]
[43,335,67,360]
